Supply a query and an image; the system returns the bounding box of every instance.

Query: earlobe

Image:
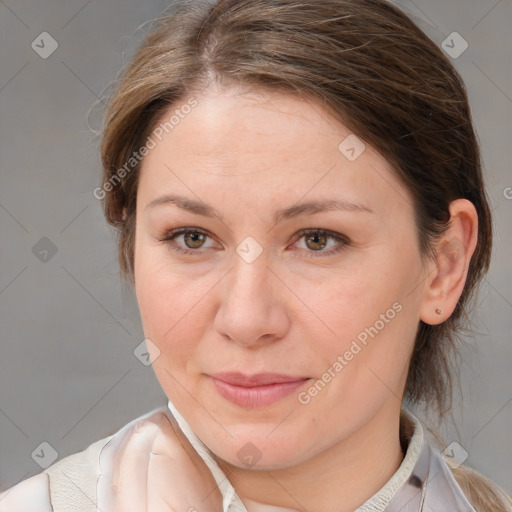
[419,199,478,326]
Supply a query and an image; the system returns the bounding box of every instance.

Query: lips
[209,372,310,408]
[211,372,308,386]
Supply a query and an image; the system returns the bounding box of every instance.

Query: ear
[122,207,128,221]
[419,199,479,326]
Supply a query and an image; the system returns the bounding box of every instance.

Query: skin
[133,86,478,512]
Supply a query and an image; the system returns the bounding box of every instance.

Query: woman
[1,0,510,510]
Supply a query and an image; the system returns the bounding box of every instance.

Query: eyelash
[157,227,350,258]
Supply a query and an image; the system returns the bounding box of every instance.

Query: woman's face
[134,88,427,469]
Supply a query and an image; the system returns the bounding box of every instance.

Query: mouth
[209,372,310,408]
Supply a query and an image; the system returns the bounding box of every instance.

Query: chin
[200,425,314,471]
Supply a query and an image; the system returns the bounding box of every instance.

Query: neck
[216,403,405,512]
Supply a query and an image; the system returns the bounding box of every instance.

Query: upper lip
[210,372,309,387]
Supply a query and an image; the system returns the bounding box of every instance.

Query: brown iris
[304,231,328,251]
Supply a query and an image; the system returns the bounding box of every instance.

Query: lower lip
[210,377,309,408]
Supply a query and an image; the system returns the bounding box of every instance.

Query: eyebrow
[145,194,373,224]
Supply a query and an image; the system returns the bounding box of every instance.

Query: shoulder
[0,406,173,512]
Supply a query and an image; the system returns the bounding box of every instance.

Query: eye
[290,229,350,257]
[157,227,350,258]
[158,228,217,255]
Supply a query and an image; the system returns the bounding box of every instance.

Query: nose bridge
[225,245,271,310]
[214,243,289,346]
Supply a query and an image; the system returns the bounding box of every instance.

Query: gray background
[1,0,511,495]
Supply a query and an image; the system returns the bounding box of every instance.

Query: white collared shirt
[0,401,476,511]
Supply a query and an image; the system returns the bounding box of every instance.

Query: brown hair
[98,0,509,507]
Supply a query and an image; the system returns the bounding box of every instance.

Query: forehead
[137,88,412,219]
[147,88,350,165]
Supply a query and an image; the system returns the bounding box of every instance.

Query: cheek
[134,246,223,370]
[299,262,401,343]
[302,249,421,391]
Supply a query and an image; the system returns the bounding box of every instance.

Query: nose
[213,253,291,347]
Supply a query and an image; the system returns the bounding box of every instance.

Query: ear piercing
[435,308,442,315]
